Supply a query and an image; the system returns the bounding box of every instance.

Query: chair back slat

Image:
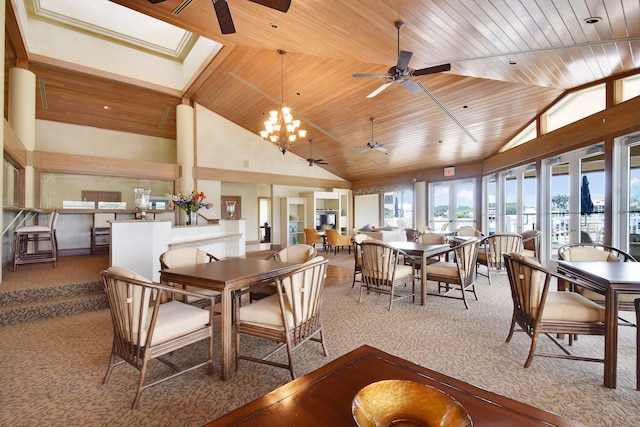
[276,257,328,345]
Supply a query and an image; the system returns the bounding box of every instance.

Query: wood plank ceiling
[6,0,640,186]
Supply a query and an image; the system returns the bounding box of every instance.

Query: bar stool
[91,212,116,255]
[13,211,59,271]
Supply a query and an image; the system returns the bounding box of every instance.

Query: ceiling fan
[306,140,328,166]
[353,21,451,98]
[360,118,392,155]
[147,0,291,34]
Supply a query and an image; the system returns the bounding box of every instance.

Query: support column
[8,67,36,208]
[176,103,195,225]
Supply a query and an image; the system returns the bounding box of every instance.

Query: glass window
[3,158,20,207]
[545,84,605,133]
[499,121,536,152]
[382,189,413,229]
[621,74,640,102]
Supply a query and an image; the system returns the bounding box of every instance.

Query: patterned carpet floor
[1,252,639,426]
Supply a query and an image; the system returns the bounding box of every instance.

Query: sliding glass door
[542,144,604,260]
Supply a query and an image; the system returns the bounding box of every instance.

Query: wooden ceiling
[6,0,640,185]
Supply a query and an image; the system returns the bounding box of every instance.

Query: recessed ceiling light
[103,105,109,110]
[508,60,517,65]
[270,23,279,29]
[584,17,602,24]
[462,105,469,109]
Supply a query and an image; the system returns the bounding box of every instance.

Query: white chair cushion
[16,225,50,233]
[426,261,458,278]
[521,248,536,259]
[578,287,640,303]
[239,294,288,331]
[563,247,620,262]
[538,291,605,323]
[185,288,221,303]
[148,300,211,345]
[394,263,415,279]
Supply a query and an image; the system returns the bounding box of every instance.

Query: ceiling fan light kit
[260,50,307,154]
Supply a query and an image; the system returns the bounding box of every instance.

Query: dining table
[204,344,586,426]
[387,241,451,305]
[160,258,299,380]
[556,260,640,389]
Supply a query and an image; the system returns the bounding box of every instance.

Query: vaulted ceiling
[5,0,640,186]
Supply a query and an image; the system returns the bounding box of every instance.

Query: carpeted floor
[1,251,639,426]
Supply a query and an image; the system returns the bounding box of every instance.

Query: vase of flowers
[166,190,214,226]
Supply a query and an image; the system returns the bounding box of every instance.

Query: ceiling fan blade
[413,63,452,76]
[366,81,394,98]
[374,146,389,153]
[212,0,236,34]
[352,73,391,79]
[249,0,291,13]
[401,79,422,95]
[396,50,413,71]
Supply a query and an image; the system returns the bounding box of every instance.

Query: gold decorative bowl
[352,380,472,427]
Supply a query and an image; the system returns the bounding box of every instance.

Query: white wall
[354,194,380,231]
[35,120,176,163]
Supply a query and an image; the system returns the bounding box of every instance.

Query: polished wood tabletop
[556,260,640,389]
[205,345,585,426]
[160,258,299,381]
[388,242,451,305]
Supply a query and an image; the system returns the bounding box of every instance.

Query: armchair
[520,229,542,261]
[101,266,215,409]
[304,228,325,251]
[235,257,330,379]
[557,243,639,312]
[159,247,221,307]
[425,238,480,309]
[359,241,416,311]
[476,233,522,285]
[326,229,351,255]
[503,252,605,368]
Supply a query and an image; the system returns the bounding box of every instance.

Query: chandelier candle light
[260,50,307,154]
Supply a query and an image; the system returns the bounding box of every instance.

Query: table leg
[220,288,233,381]
[604,287,618,388]
[420,252,427,305]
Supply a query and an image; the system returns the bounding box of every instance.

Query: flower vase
[187,211,198,226]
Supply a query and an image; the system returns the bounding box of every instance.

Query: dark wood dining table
[160,258,299,380]
[205,345,586,426]
[556,260,640,389]
[388,241,451,305]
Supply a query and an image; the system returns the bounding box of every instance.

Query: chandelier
[260,50,307,154]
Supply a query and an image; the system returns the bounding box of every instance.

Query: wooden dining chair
[359,240,416,311]
[557,243,639,314]
[250,244,318,301]
[352,233,371,287]
[101,266,216,409]
[234,257,330,379]
[476,233,522,285]
[425,237,480,309]
[503,252,605,368]
[520,229,542,261]
[159,247,221,307]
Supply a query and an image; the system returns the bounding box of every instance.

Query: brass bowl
[352,380,472,427]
